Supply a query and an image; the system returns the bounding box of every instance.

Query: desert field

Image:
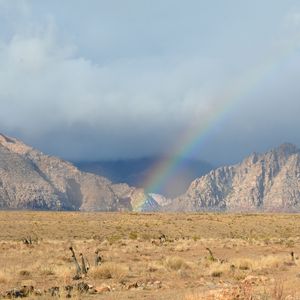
[0,212,300,299]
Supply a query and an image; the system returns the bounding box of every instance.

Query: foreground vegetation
[0,212,300,299]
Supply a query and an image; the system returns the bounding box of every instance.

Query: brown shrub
[90,262,128,282]
[165,256,189,271]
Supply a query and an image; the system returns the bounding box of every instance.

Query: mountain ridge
[166,143,300,212]
[0,133,135,211]
[1,133,300,212]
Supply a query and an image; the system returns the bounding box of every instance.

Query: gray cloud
[1,0,300,163]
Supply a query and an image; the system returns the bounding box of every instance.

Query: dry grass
[165,256,190,271]
[0,212,300,299]
[90,262,128,282]
[174,243,191,252]
[231,254,284,272]
[0,271,8,284]
[208,261,230,277]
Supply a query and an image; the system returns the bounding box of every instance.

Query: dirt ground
[1,211,300,299]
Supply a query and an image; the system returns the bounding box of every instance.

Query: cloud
[0,2,225,160]
[1,1,300,163]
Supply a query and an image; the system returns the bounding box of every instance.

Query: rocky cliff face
[167,144,300,212]
[0,133,136,211]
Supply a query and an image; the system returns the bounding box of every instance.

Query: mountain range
[1,133,300,212]
[75,157,213,198]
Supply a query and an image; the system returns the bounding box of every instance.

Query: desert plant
[129,231,138,240]
[90,262,128,282]
[165,256,189,271]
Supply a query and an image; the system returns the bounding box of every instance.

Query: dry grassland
[0,212,300,299]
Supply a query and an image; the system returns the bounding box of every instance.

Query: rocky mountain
[2,133,300,213]
[0,133,143,211]
[75,156,213,198]
[167,143,300,212]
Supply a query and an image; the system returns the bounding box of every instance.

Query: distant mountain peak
[275,143,299,156]
[0,133,15,144]
[75,156,214,198]
[0,133,33,156]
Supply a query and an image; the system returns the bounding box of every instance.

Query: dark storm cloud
[1,0,300,162]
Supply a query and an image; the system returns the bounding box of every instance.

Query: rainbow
[142,42,299,197]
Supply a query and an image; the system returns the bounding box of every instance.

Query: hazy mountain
[75,157,213,198]
[167,143,300,212]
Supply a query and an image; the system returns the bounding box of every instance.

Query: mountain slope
[167,143,300,212]
[0,133,136,211]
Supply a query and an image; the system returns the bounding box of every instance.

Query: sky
[1,0,300,164]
